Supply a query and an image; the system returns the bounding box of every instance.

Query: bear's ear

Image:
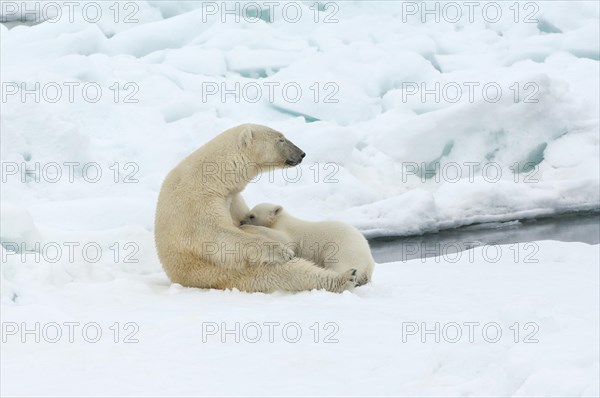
[272,205,283,216]
[239,127,253,148]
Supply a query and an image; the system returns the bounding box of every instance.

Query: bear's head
[239,125,305,168]
[240,203,283,227]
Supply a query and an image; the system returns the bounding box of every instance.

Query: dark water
[368,212,600,263]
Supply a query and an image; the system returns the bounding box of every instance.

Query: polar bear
[154,124,357,293]
[240,203,375,286]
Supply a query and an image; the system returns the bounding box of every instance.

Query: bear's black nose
[300,152,306,158]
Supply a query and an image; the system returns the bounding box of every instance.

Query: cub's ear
[272,205,283,216]
[239,127,253,148]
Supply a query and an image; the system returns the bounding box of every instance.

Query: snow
[1,1,599,396]
[1,1,598,236]
[2,241,598,397]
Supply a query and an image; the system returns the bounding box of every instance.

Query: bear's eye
[279,138,285,143]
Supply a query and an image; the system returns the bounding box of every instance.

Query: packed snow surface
[1,1,599,396]
[2,241,599,397]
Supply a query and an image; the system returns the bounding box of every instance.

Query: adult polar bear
[155,124,357,293]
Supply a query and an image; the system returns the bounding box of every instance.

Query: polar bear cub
[241,203,375,286]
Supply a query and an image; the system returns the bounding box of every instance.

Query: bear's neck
[189,149,259,196]
[273,212,306,232]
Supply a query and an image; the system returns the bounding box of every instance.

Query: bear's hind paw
[339,268,358,291]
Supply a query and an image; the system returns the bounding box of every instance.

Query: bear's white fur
[241,203,375,286]
[154,124,357,293]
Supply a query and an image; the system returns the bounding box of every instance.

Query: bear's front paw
[283,246,295,261]
[265,243,295,265]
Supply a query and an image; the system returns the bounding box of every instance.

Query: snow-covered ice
[1,1,599,396]
[1,241,598,397]
[1,1,598,236]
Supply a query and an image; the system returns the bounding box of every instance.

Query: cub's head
[240,203,283,227]
[239,125,305,168]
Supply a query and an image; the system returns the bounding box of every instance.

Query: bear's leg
[222,258,357,293]
[196,227,295,268]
